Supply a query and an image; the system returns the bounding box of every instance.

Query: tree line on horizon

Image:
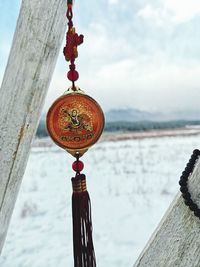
[36,119,200,138]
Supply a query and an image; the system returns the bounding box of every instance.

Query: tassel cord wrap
[72,174,96,267]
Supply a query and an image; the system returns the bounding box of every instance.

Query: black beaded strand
[179,149,200,218]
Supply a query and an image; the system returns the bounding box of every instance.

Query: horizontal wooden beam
[0,0,66,253]
[134,156,200,267]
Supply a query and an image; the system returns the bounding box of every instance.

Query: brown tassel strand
[71,174,96,267]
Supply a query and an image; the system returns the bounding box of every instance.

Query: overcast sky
[1,0,200,112]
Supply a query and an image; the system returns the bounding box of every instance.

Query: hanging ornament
[46,0,104,266]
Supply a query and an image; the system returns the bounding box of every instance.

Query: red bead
[67,70,79,81]
[72,160,84,172]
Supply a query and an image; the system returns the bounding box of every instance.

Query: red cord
[63,2,84,89]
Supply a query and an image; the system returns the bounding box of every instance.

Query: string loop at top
[66,5,73,20]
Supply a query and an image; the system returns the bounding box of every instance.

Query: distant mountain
[163,110,200,121]
[105,108,160,122]
[105,108,200,122]
[37,109,200,137]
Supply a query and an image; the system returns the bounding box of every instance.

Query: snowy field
[1,133,200,267]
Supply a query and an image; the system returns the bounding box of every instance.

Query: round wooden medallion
[46,92,104,156]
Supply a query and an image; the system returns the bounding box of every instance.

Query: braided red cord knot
[63,1,84,86]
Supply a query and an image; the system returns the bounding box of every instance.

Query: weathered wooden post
[134,157,200,267]
[0,0,66,253]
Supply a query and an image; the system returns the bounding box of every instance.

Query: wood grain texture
[134,157,200,267]
[0,0,66,252]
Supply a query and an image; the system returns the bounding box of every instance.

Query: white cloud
[108,0,119,5]
[138,0,200,26]
[165,0,200,23]
[44,3,200,114]
[85,58,200,112]
[46,48,200,113]
[2,0,200,114]
[137,4,170,27]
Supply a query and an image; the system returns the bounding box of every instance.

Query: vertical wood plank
[0,0,66,252]
[134,157,200,267]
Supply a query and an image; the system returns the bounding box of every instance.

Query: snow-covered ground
[1,133,200,267]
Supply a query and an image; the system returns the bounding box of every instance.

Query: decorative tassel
[46,2,105,265]
[72,174,96,267]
